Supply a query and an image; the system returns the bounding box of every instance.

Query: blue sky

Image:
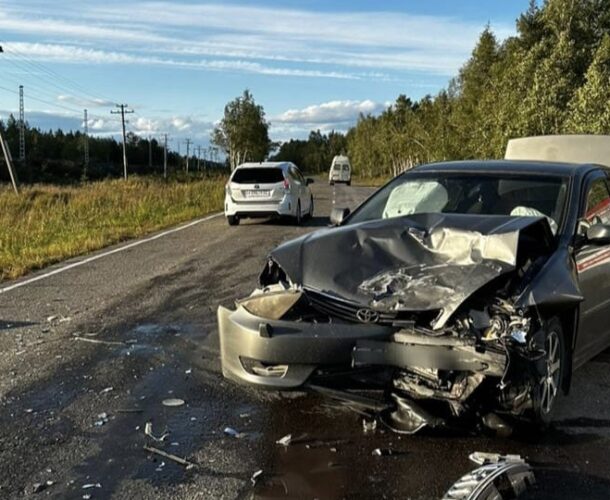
[0,0,531,151]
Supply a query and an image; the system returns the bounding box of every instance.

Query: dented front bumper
[217,305,393,388]
[218,304,507,390]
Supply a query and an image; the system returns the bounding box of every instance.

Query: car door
[290,166,307,211]
[574,172,610,366]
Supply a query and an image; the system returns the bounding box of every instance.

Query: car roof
[412,159,610,179]
[236,161,294,170]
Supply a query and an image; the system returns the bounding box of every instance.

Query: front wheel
[227,215,239,226]
[308,196,314,218]
[529,317,565,427]
[346,180,351,186]
[294,201,302,226]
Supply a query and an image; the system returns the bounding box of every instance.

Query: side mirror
[306,178,314,185]
[586,223,610,245]
[330,207,350,226]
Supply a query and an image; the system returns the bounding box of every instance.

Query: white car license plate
[244,190,270,198]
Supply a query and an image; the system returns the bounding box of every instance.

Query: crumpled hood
[268,213,554,329]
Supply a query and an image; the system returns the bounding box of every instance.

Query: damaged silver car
[218,142,610,432]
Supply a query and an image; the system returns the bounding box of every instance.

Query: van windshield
[232,168,285,184]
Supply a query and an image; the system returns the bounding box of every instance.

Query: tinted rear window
[232,168,284,184]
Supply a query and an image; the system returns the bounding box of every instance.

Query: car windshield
[231,168,285,184]
[347,172,569,234]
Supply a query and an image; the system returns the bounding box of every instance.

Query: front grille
[304,288,398,325]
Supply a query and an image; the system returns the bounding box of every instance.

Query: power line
[2,45,115,105]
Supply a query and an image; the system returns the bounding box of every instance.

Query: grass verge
[0,175,226,281]
[352,174,390,187]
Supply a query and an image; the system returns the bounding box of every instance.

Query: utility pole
[0,131,18,194]
[83,109,89,178]
[18,85,25,164]
[196,146,201,171]
[110,104,134,180]
[163,134,168,180]
[148,136,153,169]
[184,138,191,173]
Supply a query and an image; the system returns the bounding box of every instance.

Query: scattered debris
[469,452,525,466]
[143,445,196,469]
[371,448,397,457]
[444,454,534,500]
[74,336,125,346]
[93,413,109,426]
[144,422,169,442]
[239,413,250,419]
[162,398,185,407]
[305,438,349,449]
[155,461,166,472]
[185,369,192,375]
[32,482,48,493]
[82,483,102,489]
[100,387,113,394]
[223,426,246,438]
[276,434,292,446]
[83,495,91,500]
[251,469,263,486]
[47,315,58,322]
[362,418,377,433]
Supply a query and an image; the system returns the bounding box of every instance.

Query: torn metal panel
[515,247,583,308]
[352,339,506,377]
[267,213,554,329]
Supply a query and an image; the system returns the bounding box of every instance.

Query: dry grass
[0,175,226,281]
[352,174,390,187]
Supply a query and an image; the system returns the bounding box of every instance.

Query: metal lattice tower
[18,85,25,163]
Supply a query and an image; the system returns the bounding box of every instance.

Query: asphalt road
[1,180,610,499]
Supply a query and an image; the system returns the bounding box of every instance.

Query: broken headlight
[236,285,302,320]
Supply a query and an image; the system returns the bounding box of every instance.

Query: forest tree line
[0,114,223,183]
[272,0,610,177]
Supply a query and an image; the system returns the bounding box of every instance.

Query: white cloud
[5,42,366,80]
[58,95,115,107]
[0,2,515,77]
[275,100,387,125]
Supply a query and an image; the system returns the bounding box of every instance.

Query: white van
[329,155,351,186]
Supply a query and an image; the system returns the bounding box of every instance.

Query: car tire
[529,317,565,427]
[347,180,351,186]
[329,181,334,186]
[295,201,302,226]
[308,196,314,218]
[227,215,239,226]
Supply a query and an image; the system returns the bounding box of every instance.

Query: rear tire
[346,180,351,186]
[529,317,565,428]
[227,215,239,226]
[308,196,314,218]
[329,181,334,186]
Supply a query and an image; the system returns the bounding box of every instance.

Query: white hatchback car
[224,162,314,226]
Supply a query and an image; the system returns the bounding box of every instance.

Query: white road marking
[0,212,223,295]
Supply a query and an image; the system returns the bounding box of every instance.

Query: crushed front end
[217,213,560,432]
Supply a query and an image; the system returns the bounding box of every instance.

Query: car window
[342,164,350,172]
[289,166,302,183]
[585,178,610,224]
[295,168,306,183]
[232,168,284,184]
[348,172,569,233]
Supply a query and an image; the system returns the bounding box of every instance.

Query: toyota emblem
[356,308,380,324]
